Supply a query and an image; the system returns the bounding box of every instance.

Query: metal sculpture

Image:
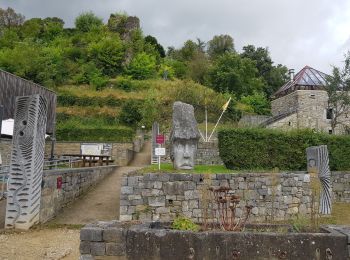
[306,145,332,215]
[5,94,48,229]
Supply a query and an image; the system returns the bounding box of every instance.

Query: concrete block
[80,254,94,260]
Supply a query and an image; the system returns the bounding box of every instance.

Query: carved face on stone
[172,138,197,170]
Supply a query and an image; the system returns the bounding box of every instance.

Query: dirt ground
[0,227,80,260]
[0,142,151,259]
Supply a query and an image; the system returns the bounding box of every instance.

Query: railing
[43,156,83,170]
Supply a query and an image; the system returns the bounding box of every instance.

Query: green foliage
[56,125,134,142]
[127,52,157,80]
[107,12,128,34]
[0,7,25,30]
[241,45,289,97]
[119,99,144,126]
[208,53,265,97]
[207,34,235,59]
[171,216,199,231]
[218,128,350,170]
[88,36,125,76]
[240,92,271,115]
[145,35,165,58]
[75,12,103,32]
[57,93,124,107]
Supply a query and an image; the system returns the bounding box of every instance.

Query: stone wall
[238,114,271,127]
[332,172,350,203]
[40,165,117,223]
[80,221,350,260]
[0,138,11,165]
[270,90,350,134]
[120,172,313,223]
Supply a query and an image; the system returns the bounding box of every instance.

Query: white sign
[155,148,166,156]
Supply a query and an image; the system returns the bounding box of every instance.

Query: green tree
[127,52,157,79]
[88,36,125,76]
[75,12,103,32]
[240,92,271,115]
[207,34,235,59]
[187,51,210,84]
[145,35,165,58]
[0,7,24,30]
[208,53,264,97]
[325,52,350,133]
[241,45,289,97]
[21,18,43,39]
[0,28,20,48]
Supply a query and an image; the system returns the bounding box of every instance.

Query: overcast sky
[1,0,350,74]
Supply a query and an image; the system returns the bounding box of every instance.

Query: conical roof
[273,66,329,99]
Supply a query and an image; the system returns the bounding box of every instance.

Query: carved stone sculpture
[170,102,200,170]
[306,145,332,215]
[5,94,48,229]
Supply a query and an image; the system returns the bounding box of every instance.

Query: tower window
[326,109,333,120]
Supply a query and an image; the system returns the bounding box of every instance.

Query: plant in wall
[171,216,199,232]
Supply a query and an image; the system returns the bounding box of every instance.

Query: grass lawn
[139,163,234,174]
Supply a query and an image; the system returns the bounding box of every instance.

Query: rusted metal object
[209,186,252,231]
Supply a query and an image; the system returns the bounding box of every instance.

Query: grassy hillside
[55,78,242,141]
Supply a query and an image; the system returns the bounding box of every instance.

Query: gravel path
[0,141,151,259]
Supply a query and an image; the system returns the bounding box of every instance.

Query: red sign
[57,176,63,189]
[156,134,165,144]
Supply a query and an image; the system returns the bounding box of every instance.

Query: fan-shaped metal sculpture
[306,145,332,215]
[5,94,47,229]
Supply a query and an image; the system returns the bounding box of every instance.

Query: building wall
[0,139,11,165]
[271,91,298,116]
[270,90,350,135]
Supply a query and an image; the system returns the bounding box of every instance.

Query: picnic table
[62,154,114,167]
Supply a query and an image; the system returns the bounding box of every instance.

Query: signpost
[155,134,165,170]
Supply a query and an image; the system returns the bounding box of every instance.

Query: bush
[56,123,134,142]
[119,99,143,126]
[75,12,103,32]
[171,216,199,231]
[218,128,350,170]
[57,93,124,107]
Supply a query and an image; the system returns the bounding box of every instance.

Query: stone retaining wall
[120,171,350,223]
[79,221,350,260]
[120,172,313,222]
[40,165,117,223]
[332,172,350,203]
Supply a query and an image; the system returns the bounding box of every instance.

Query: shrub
[171,216,199,232]
[218,128,350,170]
[75,12,103,32]
[56,123,134,142]
[119,99,143,126]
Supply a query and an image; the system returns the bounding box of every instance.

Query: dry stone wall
[120,172,350,223]
[120,172,313,222]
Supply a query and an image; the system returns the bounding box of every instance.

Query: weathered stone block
[80,241,91,254]
[106,242,126,256]
[184,190,199,200]
[80,227,103,242]
[103,227,125,242]
[90,242,106,256]
[121,186,133,195]
[148,196,165,207]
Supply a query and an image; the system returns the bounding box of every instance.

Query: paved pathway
[51,141,151,225]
